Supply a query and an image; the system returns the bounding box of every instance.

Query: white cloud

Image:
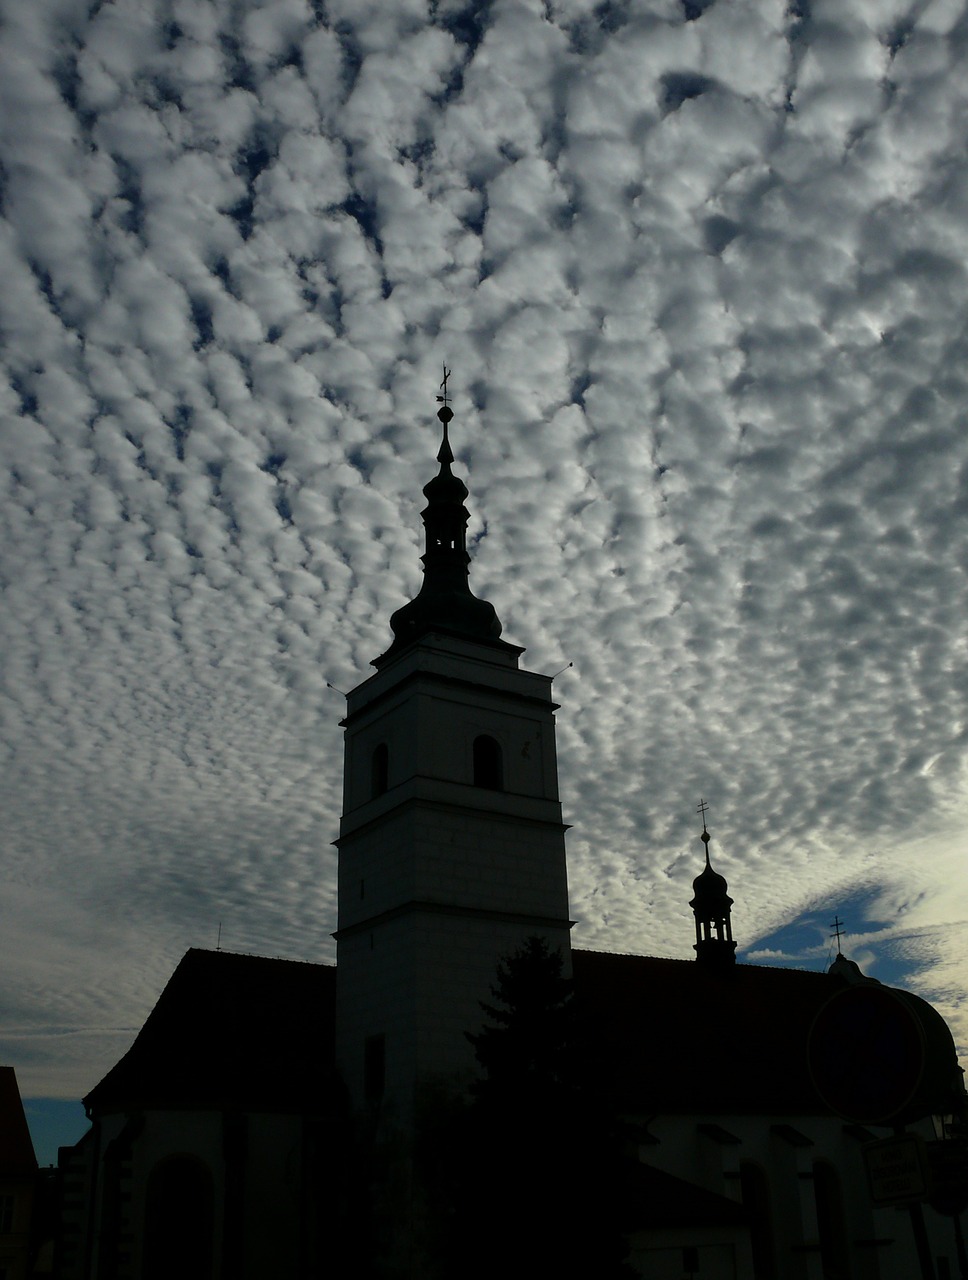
[3,0,968,1107]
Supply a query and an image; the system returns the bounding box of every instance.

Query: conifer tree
[445,937,635,1280]
[466,934,576,1108]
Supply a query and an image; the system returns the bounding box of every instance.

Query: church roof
[571,949,962,1120]
[83,944,962,1128]
[84,949,341,1117]
[572,950,833,1114]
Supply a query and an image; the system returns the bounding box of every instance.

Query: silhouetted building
[57,953,343,1279]
[0,1064,55,1278]
[61,401,967,1279]
[334,401,572,1128]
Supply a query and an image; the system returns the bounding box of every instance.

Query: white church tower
[334,394,572,1122]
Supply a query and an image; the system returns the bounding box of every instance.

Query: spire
[689,801,737,968]
[376,373,513,664]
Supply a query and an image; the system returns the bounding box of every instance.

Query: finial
[830,914,845,956]
[436,362,452,410]
[697,798,711,860]
[435,363,454,461]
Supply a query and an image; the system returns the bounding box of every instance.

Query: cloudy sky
[4,0,968,1157]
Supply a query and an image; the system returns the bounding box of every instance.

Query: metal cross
[696,798,709,828]
[830,915,845,952]
[437,364,451,407]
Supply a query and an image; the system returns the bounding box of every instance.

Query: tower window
[473,735,503,790]
[371,743,389,798]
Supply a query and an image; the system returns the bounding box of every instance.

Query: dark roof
[83,944,962,1127]
[84,949,342,1116]
[626,1160,749,1230]
[571,949,963,1120]
[0,1065,38,1174]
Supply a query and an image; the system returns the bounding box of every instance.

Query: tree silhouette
[467,934,576,1105]
[435,937,635,1280]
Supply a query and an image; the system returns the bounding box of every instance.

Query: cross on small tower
[436,364,452,408]
[830,915,845,955]
[696,798,709,830]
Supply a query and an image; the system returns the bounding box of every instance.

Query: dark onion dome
[690,827,733,913]
[809,955,967,1126]
[377,404,517,663]
[691,859,731,906]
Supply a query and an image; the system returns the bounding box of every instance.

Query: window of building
[143,1157,214,1280]
[813,1160,851,1280]
[473,735,503,790]
[740,1161,776,1279]
[371,743,389,798]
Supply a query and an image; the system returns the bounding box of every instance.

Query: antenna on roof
[217,921,222,953]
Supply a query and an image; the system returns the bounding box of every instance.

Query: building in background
[0,1065,55,1279]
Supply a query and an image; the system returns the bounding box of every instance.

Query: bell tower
[334,393,572,1120]
[689,803,737,968]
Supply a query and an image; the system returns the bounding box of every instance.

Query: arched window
[473,735,503,790]
[371,743,389,798]
[813,1160,851,1279]
[740,1161,776,1279]
[143,1156,214,1280]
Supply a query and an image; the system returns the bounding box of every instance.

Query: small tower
[689,803,737,967]
[335,382,572,1122]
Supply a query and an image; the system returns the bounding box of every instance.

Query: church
[56,398,968,1279]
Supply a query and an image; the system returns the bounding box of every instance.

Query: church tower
[334,394,572,1121]
[689,812,737,968]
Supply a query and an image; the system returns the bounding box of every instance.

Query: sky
[3,0,968,1161]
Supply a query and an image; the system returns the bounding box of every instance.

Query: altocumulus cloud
[3,0,968,1100]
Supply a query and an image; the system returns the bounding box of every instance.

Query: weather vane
[437,363,451,409]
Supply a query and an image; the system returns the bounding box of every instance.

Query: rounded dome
[691,860,733,913]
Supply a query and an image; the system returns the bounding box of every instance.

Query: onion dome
[809,955,967,1127]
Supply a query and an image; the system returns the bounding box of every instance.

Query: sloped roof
[625,1160,749,1230]
[83,945,962,1127]
[570,950,963,1120]
[84,949,341,1116]
[0,1065,38,1174]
